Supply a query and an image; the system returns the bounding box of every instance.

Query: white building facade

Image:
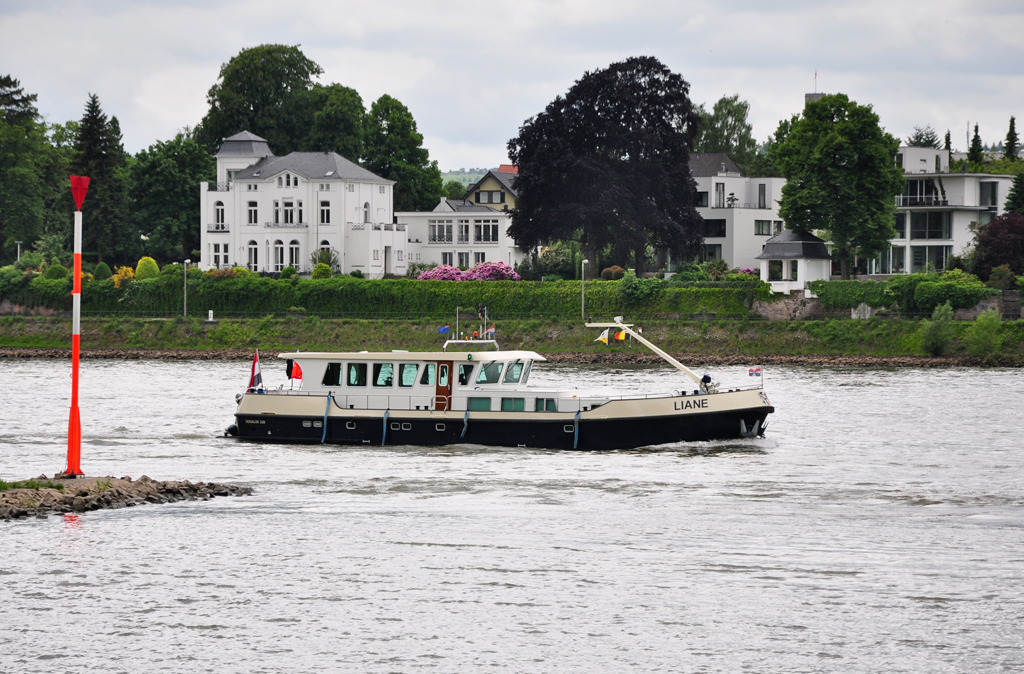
[199,131,406,278]
[396,199,528,270]
[672,153,787,271]
[863,145,1016,275]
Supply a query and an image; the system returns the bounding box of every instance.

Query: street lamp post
[15,241,22,261]
[183,259,190,318]
[581,259,589,320]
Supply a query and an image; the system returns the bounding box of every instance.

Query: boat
[225,319,774,450]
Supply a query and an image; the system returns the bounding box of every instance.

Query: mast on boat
[586,317,706,387]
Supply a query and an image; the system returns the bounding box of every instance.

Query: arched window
[215,201,225,228]
[363,202,371,223]
[247,240,259,271]
[273,240,284,272]
[289,240,300,267]
[320,240,331,252]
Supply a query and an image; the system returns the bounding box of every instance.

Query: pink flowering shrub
[417,265,464,281]
[416,261,521,281]
[462,261,521,281]
[737,267,758,276]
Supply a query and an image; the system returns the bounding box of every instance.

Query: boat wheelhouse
[228,320,774,450]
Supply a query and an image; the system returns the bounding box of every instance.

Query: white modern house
[670,153,787,271]
[199,131,406,278]
[396,199,528,270]
[861,145,1016,275]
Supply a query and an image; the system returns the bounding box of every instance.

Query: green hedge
[809,274,998,314]
[3,271,768,318]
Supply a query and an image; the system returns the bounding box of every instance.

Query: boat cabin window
[535,398,558,412]
[347,363,367,387]
[458,364,474,386]
[322,362,342,387]
[468,397,491,411]
[438,364,449,387]
[373,363,394,387]
[503,361,524,383]
[399,363,418,387]
[501,397,525,412]
[475,362,503,384]
[520,361,532,384]
[420,363,436,386]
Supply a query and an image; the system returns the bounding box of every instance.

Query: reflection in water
[0,359,1023,672]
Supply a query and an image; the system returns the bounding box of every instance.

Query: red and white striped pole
[66,176,90,476]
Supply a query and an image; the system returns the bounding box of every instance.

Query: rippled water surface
[2,358,1023,673]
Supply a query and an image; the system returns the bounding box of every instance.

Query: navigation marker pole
[66,176,90,477]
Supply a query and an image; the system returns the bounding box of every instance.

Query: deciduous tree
[363,94,443,211]
[300,84,365,159]
[775,93,904,279]
[443,180,465,200]
[195,45,323,154]
[973,212,1024,279]
[693,94,757,173]
[130,132,215,264]
[507,56,703,275]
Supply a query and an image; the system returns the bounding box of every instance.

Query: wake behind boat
[226,319,774,450]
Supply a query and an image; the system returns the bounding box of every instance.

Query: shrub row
[809,273,998,314]
[2,272,767,319]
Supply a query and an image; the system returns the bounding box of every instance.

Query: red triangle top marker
[69,176,90,211]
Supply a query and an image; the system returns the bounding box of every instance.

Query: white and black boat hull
[231,389,773,451]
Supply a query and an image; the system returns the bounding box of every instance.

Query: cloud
[2,0,1022,167]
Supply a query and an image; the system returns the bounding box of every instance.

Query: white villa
[862,145,1016,275]
[199,131,407,278]
[669,153,787,272]
[397,199,528,270]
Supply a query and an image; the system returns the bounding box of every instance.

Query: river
[1,358,1022,673]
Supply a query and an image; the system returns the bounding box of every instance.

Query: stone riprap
[0,475,252,521]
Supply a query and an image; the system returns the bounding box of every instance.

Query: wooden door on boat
[435,361,453,410]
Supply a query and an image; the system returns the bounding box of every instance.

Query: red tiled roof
[497,164,518,174]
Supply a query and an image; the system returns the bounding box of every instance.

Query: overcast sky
[2,0,1022,170]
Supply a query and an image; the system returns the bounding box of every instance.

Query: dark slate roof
[216,131,274,158]
[466,170,518,197]
[689,152,741,177]
[233,152,390,183]
[755,229,831,260]
[436,199,500,213]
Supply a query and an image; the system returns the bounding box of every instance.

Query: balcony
[207,182,232,192]
[351,222,365,231]
[395,224,406,231]
[264,221,309,228]
[372,223,382,231]
[383,223,394,231]
[428,234,453,244]
[457,234,470,244]
[207,224,230,233]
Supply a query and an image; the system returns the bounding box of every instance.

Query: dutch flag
[248,350,263,391]
[748,367,761,377]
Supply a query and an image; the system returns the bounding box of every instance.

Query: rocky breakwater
[0,475,253,521]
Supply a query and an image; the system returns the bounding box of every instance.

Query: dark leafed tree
[775,93,904,279]
[1004,116,1018,162]
[507,56,703,274]
[1005,172,1024,216]
[362,94,443,211]
[906,124,940,148]
[195,45,323,154]
[693,94,757,173]
[300,83,365,159]
[974,212,1024,279]
[130,133,216,264]
[967,123,985,165]
[71,94,131,265]
[944,129,952,152]
[0,75,38,127]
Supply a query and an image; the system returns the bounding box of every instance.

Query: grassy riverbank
[3,315,1024,362]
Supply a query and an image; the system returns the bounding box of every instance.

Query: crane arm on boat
[586,320,704,386]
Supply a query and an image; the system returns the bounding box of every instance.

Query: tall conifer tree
[71,94,130,264]
[967,123,985,166]
[1005,116,1019,162]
